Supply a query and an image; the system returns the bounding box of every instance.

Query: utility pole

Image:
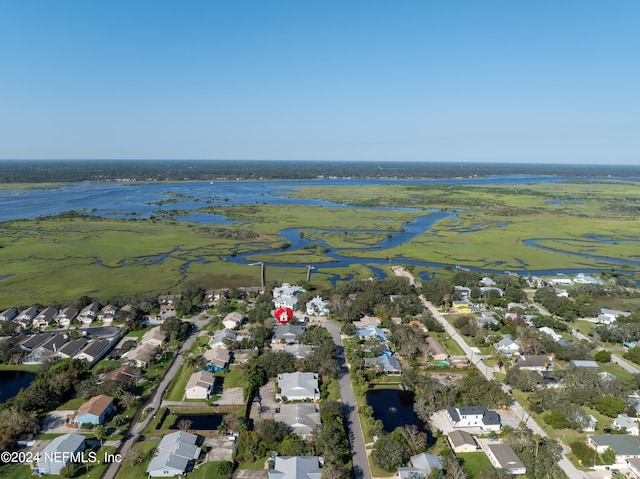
[249,262,265,289]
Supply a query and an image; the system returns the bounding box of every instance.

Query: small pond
[170,414,223,431]
[0,370,37,404]
[366,388,424,432]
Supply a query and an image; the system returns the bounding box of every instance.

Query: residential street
[323,320,373,479]
[101,318,203,479]
[392,267,589,479]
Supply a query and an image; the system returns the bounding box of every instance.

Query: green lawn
[215,364,246,390]
[0,364,39,372]
[187,461,230,479]
[457,452,492,479]
[114,440,159,479]
[165,362,196,401]
[236,456,268,470]
[57,397,85,410]
[0,465,33,479]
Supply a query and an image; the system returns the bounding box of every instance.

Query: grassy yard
[165,362,193,401]
[0,465,33,479]
[369,461,395,477]
[57,397,85,410]
[114,440,159,479]
[188,461,230,479]
[457,452,492,479]
[236,456,268,471]
[0,363,39,372]
[215,363,246,390]
[434,332,465,356]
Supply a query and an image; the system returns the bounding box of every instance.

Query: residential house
[494,335,520,356]
[275,403,321,438]
[57,338,89,359]
[306,296,329,316]
[123,343,156,368]
[397,453,442,479]
[103,365,138,386]
[353,315,382,329]
[364,355,402,375]
[613,415,639,436]
[356,324,387,342]
[141,327,166,347]
[549,278,574,286]
[159,294,183,304]
[185,371,216,400]
[272,324,306,344]
[147,431,201,478]
[555,288,569,298]
[76,395,114,426]
[271,343,314,359]
[33,306,58,328]
[78,302,100,324]
[538,327,562,342]
[425,337,449,361]
[454,286,472,300]
[16,306,39,328]
[480,277,497,287]
[276,372,320,402]
[475,311,499,328]
[203,347,232,372]
[448,430,477,453]
[588,435,640,463]
[222,312,244,330]
[56,306,78,327]
[19,332,51,352]
[583,414,598,432]
[446,406,501,431]
[451,301,473,314]
[569,360,599,370]
[74,339,113,365]
[98,304,119,324]
[23,333,67,364]
[599,308,632,325]
[273,283,304,310]
[507,302,527,311]
[512,355,551,372]
[209,328,241,348]
[485,444,526,474]
[37,433,86,475]
[574,273,602,285]
[0,306,18,321]
[268,456,322,479]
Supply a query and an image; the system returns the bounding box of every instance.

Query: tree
[601,447,617,465]
[398,425,427,456]
[59,464,78,478]
[94,424,107,448]
[596,396,626,417]
[370,433,409,471]
[177,418,193,432]
[126,444,146,468]
[595,350,612,363]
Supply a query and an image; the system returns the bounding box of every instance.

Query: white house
[306,296,330,316]
[398,453,442,479]
[613,415,640,436]
[484,444,526,474]
[268,456,321,479]
[275,403,321,438]
[588,435,640,463]
[276,372,320,402]
[33,306,58,328]
[78,302,100,324]
[209,328,241,348]
[0,306,18,321]
[56,307,78,327]
[494,335,520,356]
[147,431,201,477]
[37,433,86,475]
[446,406,501,431]
[599,308,632,325]
[185,371,216,400]
[538,327,562,342]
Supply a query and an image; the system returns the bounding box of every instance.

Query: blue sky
[0,1,638,163]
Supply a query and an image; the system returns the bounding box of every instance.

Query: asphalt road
[322,319,373,479]
[101,315,207,479]
[392,267,588,479]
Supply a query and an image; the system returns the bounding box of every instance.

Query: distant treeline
[0,159,639,183]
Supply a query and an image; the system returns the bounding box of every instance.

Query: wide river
[1,176,639,280]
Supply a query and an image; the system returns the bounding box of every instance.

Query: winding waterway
[1,177,639,280]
